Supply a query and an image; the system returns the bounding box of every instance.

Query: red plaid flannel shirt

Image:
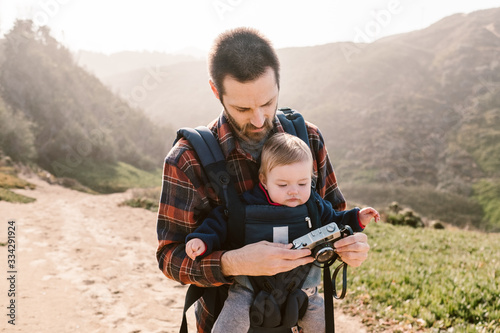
[156,112,346,332]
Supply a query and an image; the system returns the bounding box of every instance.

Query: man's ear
[209,80,220,100]
[259,173,267,189]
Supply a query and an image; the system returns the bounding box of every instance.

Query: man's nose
[250,109,265,128]
[288,186,298,195]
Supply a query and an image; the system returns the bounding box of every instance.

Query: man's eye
[299,183,307,187]
[278,184,287,188]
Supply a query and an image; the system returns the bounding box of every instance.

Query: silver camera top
[292,222,342,250]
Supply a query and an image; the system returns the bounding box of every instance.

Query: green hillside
[0,20,173,193]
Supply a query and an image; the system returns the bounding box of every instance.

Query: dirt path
[0,175,368,333]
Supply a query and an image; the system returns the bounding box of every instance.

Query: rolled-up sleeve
[307,122,347,211]
[155,141,233,287]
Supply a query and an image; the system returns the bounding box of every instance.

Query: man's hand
[221,241,314,277]
[334,233,370,267]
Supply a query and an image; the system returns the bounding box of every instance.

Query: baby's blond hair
[259,133,313,177]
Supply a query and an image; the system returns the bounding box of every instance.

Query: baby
[186,132,379,332]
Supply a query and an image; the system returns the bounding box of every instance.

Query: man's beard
[224,109,275,143]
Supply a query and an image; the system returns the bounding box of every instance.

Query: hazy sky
[1,0,499,55]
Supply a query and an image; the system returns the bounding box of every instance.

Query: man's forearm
[220,249,238,277]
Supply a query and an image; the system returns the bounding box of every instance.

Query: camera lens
[314,245,335,263]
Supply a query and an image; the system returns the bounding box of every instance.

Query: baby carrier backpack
[176,108,349,333]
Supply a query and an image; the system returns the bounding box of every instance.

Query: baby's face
[262,160,312,207]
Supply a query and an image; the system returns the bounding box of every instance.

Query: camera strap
[323,224,353,332]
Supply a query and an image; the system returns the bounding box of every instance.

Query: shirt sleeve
[185,206,228,259]
[307,122,347,211]
[316,192,364,233]
[155,144,233,288]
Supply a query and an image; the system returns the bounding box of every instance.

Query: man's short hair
[259,133,313,177]
[208,27,280,98]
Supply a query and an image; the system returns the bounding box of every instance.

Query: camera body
[292,222,353,263]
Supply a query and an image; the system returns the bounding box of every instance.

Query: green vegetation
[0,187,35,203]
[58,161,162,193]
[339,223,500,332]
[0,166,35,203]
[0,167,35,189]
[0,99,36,162]
[119,187,161,212]
[385,202,424,228]
[473,180,500,231]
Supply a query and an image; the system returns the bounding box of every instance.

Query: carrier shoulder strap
[276,107,310,148]
[175,126,246,248]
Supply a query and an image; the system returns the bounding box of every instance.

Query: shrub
[386,201,424,228]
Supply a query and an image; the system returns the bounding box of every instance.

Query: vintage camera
[292,222,353,263]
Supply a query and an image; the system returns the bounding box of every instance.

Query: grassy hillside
[339,223,500,332]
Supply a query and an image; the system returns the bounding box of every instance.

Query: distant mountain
[97,7,500,230]
[172,46,206,59]
[75,50,199,78]
[104,60,222,128]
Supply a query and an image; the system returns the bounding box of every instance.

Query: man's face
[219,67,279,142]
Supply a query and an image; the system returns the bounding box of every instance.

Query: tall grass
[339,223,500,332]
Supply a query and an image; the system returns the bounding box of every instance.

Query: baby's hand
[359,207,380,227]
[186,238,207,260]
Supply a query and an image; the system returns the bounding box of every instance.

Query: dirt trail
[0,175,367,333]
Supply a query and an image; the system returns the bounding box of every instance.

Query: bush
[386,201,424,228]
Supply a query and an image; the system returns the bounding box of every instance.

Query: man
[156,27,370,332]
